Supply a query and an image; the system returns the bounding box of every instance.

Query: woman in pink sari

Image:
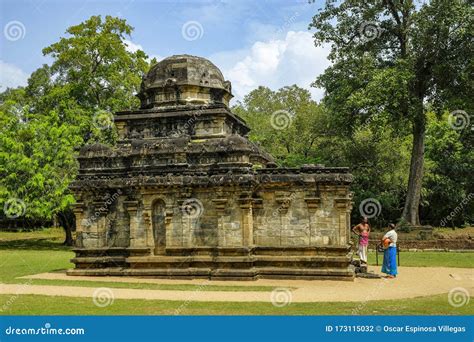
[352,217,370,265]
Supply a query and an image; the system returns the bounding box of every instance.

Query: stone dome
[137,54,233,108]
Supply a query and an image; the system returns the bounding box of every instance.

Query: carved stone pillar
[238,197,253,247]
[72,202,85,247]
[143,209,153,248]
[164,205,174,248]
[141,196,154,249]
[275,193,291,246]
[305,197,321,245]
[91,201,108,247]
[177,198,194,247]
[213,198,228,246]
[124,201,143,247]
[334,197,351,245]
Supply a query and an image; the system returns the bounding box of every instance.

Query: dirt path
[2,266,473,303]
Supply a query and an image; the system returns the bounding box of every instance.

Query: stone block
[281,237,309,246]
[255,236,280,246]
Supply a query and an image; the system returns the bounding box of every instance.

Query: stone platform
[68,246,354,280]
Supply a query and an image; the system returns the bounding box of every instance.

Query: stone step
[71,256,128,269]
[67,266,354,280]
[141,266,354,278]
[126,256,254,263]
[67,267,124,276]
[255,255,351,262]
[125,257,351,271]
[126,255,350,263]
[256,266,354,277]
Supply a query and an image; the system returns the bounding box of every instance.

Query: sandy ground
[1,266,472,303]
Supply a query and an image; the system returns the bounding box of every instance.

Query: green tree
[422,111,473,226]
[343,117,411,226]
[43,15,148,115]
[309,0,473,225]
[233,85,325,166]
[0,99,81,224]
[0,15,150,244]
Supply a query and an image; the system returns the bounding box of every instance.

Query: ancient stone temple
[68,54,354,280]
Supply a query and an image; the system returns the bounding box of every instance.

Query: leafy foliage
[43,15,148,114]
[233,85,325,166]
[309,0,473,224]
[0,16,149,228]
[422,112,474,227]
[0,97,81,218]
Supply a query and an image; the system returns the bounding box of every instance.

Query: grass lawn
[368,226,474,240]
[0,227,472,289]
[0,241,278,292]
[367,251,474,268]
[0,227,67,242]
[0,293,472,315]
[0,228,281,292]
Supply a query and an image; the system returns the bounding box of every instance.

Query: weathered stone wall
[73,183,351,252]
[148,191,245,248]
[252,188,350,247]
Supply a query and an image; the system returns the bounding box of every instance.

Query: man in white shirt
[383,225,398,247]
[381,223,398,278]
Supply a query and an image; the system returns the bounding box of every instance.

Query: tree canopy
[0,15,150,242]
[309,0,473,225]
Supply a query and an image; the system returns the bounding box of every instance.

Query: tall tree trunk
[401,113,426,225]
[58,209,75,246]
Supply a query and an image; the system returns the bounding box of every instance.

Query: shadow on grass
[0,238,71,251]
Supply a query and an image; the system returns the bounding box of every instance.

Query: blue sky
[0,0,330,103]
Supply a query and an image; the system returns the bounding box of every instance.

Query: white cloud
[124,39,163,65]
[124,39,144,53]
[210,31,330,104]
[0,60,29,90]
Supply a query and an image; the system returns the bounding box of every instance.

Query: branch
[384,0,408,57]
[384,0,402,26]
